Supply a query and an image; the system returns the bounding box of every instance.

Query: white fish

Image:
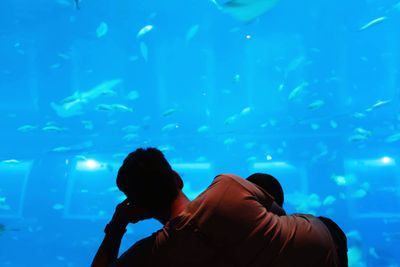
[366,99,391,112]
[123,133,138,142]
[186,24,199,42]
[197,125,210,133]
[122,125,141,133]
[330,120,338,129]
[359,16,387,31]
[212,0,280,21]
[52,146,71,153]
[51,79,122,117]
[137,25,154,38]
[288,82,308,100]
[96,22,108,38]
[308,100,325,110]
[323,195,336,206]
[354,127,372,136]
[96,104,133,112]
[1,159,21,164]
[162,108,177,117]
[240,107,252,116]
[17,124,37,132]
[140,42,148,61]
[162,123,179,132]
[386,133,400,143]
[52,203,64,210]
[127,90,140,100]
[42,125,65,133]
[223,137,236,145]
[348,134,369,143]
[224,115,237,125]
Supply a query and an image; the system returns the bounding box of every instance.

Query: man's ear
[173,170,184,190]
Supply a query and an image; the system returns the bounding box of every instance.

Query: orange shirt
[114,174,339,267]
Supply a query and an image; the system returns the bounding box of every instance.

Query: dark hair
[247,173,284,207]
[116,147,179,211]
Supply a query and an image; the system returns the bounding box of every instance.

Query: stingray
[212,0,280,21]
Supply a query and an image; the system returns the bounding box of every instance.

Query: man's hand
[110,199,153,227]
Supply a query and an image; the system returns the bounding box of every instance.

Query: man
[91,148,339,266]
[246,173,348,267]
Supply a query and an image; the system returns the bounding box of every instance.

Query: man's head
[116,148,181,212]
[247,173,284,207]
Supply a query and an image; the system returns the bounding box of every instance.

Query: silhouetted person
[246,172,348,267]
[91,148,340,267]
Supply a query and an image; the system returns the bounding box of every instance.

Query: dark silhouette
[246,172,348,267]
[91,148,341,267]
[247,173,284,207]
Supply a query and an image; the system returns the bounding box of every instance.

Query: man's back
[116,174,339,266]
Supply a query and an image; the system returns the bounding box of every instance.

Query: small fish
[223,138,236,146]
[162,108,177,117]
[52,146,71,153]
[348,134,369,143]
[52,203,64,210]
[96,22,108,38]
[308,100,325,110]
[354,127,372,137]
[323,195,336,206]
[288,82,308,100]
[162,123,179,132]
[0,223,5,234]
[197,125,210,133]
[1,159,20,164]
[213,0,280,21]
[386,133,400,143]
[42,125,65,133]
[366,99,391,112]
[74,0,80,10]
[96,104,132,112]
[140,42,148,61]
[185,24,199,42]
[127,90,140,100]
[359,16,387,31]
[123,133,138,142]
[224,115,237,125]
[122,125,140,133]
[330,120,338,129]
[17,124,37,132]
[240,107,252,116]
[137,25,154,38]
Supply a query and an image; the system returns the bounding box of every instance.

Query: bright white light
[76,159,101,171]
[246,35,252,39]
[85,159,100,169]
[381,156,392,164]
[266,155,273,161]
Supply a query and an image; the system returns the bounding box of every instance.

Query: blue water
[1,0,400,266]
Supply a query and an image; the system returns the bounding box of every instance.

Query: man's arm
[91,220,127,267]
[91,199,152,267]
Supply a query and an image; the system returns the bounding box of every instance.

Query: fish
[52,203,64,210]
[137,25,154,38]
[122,125,141,133]
[386,133,400,143]
[51,79,122,117]
[0,223,5,234]
[162,108,177,117]
[96,22,108,38]
[162,123,179,132]
[197,125,210,133]
[322,195,336,206]
[288,82,308,100]
[212,0,280,21]
[123,133,138,142]
[74,0,80,10]
[308,100,325,110]
[348,134,369,143]
[1,159,20,164]
[185,24,200,42]
[366,99,391,112]
[17,124,37,132]
[127,90,140,100]
[240,107,252,116]
[359,16,387,31]
[140,42,148,61]
[224,115,237,125]
[42,125,66,133]
[96,104,133,112]
[223,137,236,145]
